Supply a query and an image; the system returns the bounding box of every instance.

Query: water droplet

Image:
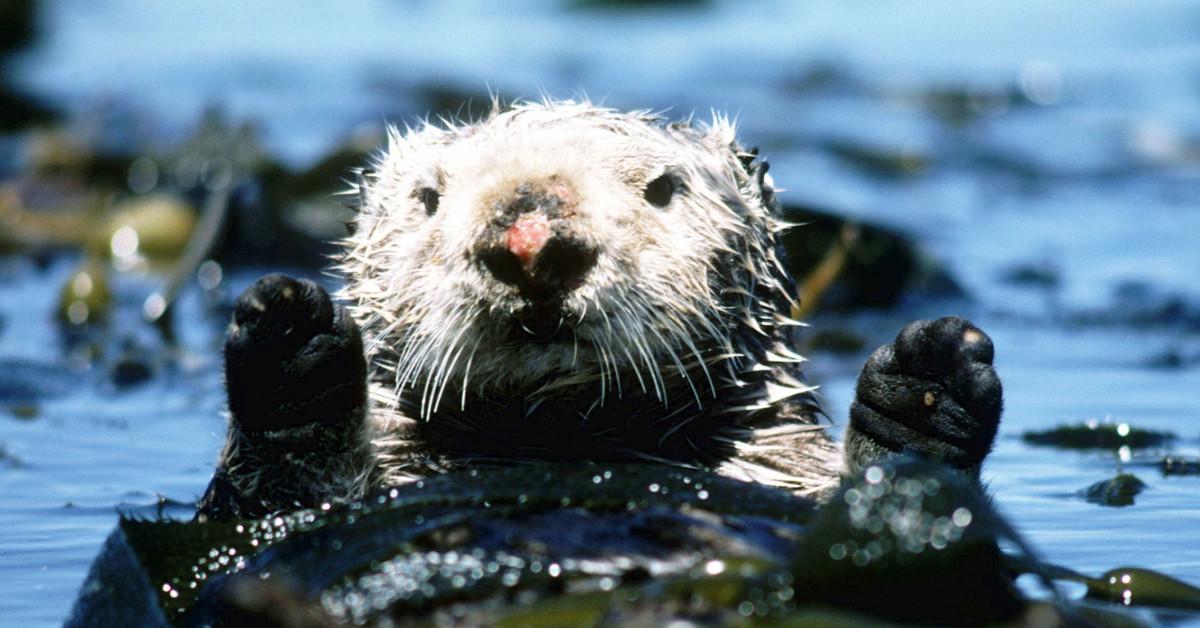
[110,225,139,260]
[197,260,223,290]
[865,466,884,484]
[66,301,89,325]
[71,272,94,297]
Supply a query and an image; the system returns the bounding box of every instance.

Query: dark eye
[643,173,677,208]
[417,187,440,216]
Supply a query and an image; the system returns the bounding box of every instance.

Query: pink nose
[476,180,597,297]
[505,213,551,269]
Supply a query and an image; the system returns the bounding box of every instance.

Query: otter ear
[702,113,778,207]
[736,146,778,210]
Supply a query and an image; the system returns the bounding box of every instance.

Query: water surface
[2,1,1199,624]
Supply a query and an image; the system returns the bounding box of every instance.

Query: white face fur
[341,100,784,417]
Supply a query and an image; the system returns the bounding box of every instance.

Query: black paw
[224,274,367,432]
[848,317,1002,470]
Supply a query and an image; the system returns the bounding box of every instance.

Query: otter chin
[198,98,1004,521]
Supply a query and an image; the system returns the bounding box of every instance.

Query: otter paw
[224,274,366,432]
[847,316,1002,472]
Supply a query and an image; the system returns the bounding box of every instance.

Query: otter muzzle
[477,181,597,298]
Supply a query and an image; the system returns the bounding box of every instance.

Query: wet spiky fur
[338,99,841,496]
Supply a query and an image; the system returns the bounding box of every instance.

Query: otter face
[343,101,788,416]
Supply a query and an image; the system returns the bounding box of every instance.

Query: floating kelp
[108,342,156,389]
[789,459,1027,625]
[1022,422,1175,450]
[1088,568,1200,611]
[1082,474,1147,508]
[74,459,1198,626]
[900,83,1029,127]
[98,194,197,271]
[1048,562,1200,615]
[819,137,930,179]
[1000,261,1062,289]
[0,180,106,253]
[1142,347,1200,370]
[71,464,815,625]
[780,203,963,313]
[68,458,1200,625]
[56,256,111,327]
[1,108,315,268]
[1160,457,1200,476]
[1069,281,1200,333]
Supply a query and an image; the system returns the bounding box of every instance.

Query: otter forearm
[196,275,372,521]
[197,418,373,520]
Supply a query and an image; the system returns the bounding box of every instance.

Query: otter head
[342,100,795,418]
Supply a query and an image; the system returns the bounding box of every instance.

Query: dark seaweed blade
[1041,562,1200,618]
[1081,473,1147,507]
[187,464,818,624]
[116,464,815,622]
[788,458,1031,625]
[1022,423,1175,450]
[1160,457,1200,476]
[72,460,1200,626]
[67,516,250,627]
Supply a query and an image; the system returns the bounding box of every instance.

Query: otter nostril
[478,239,597,295]
[537,239,597,292]
[479,249,526,287]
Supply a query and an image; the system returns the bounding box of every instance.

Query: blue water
[2,1,1199,624]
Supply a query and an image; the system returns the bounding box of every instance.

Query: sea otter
[196,100,1002,520]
